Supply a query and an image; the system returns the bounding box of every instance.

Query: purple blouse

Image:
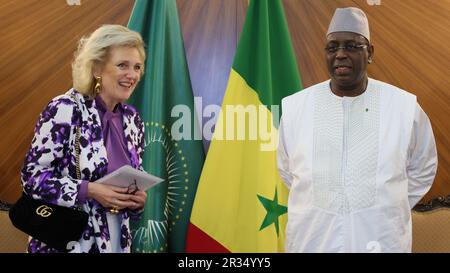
[77,96,131,203]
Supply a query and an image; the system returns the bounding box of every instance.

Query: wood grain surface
[0,0,134,202]
[283,0,450,201]
[0,0,448,203]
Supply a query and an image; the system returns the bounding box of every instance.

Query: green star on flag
[257,189,288,236]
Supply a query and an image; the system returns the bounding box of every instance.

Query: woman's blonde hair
[72,24,146,97]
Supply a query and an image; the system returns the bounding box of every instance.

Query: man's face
[325,32,373,89]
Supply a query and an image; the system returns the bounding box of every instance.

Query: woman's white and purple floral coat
[21,89,145,253]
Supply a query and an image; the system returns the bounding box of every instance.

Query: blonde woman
[21,25,148,253]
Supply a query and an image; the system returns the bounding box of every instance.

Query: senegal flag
[127,0,204,252]
[186,0,302,252]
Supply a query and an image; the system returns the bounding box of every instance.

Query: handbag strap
[69,93,81,180]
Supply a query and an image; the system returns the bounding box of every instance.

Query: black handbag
[9,93,89,252]
[8,193,89,252]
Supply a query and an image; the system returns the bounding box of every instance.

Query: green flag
[186,0,302,252]
[127,0,205,253]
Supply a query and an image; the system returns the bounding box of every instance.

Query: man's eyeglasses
[325,43,368,54]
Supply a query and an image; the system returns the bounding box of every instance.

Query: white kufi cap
[327,7,370,42]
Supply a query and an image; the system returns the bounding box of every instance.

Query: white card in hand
[95,165,164,192]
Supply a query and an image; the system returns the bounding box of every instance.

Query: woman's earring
[368,59,373,64]
[94,76,102,94]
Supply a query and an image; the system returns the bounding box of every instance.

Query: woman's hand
[127,190,147,211]
[87,183,135,210]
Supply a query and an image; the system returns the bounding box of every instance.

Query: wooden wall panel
[0,0,134,203]
[283,0,450,201]
[1,0,448,203]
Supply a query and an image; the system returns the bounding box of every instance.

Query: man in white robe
[277,7,437,253]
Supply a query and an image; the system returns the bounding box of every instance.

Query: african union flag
[127,0,204,253]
